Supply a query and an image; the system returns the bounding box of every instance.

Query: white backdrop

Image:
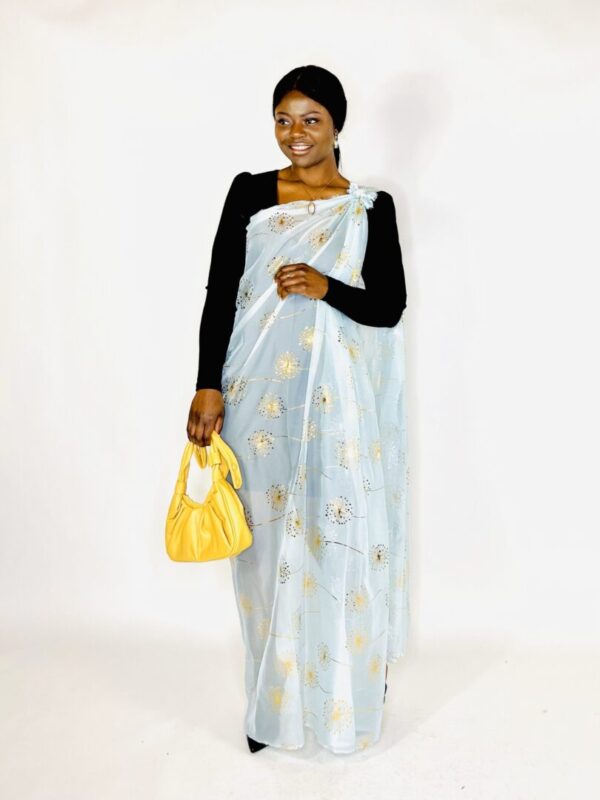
[1,1,599,788]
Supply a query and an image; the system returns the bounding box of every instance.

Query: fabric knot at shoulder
[347,181,378,210]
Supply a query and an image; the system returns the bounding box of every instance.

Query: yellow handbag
[165,430,253,562]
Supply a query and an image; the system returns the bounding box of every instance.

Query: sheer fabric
[220,181,409,753]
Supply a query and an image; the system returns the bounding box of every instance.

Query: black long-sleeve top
[196,168,407,391]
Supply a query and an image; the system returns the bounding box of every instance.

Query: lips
[288,143,312,154]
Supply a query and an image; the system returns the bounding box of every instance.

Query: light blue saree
[219,181,409,753]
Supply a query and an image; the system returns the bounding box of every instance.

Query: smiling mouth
[288,144,313,154]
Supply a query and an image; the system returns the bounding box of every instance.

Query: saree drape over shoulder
[219,181,409,754]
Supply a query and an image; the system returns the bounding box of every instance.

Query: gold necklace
[290,168,340,215]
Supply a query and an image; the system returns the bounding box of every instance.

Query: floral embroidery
[268,686,291,712]
[335,438,360,469]
[345,584,370,614]
[307,526,327,562]
[258,392,286,419]
[369,544,389,571]
[285,508,304,537]
[266,483,288,510]
[236,276,254,309]
[308,227,332,251]
[346,627,368,655]
[323,698,353,733]
[223,376,248,406]
[268,212,297,233]
[298,325,315,350]
[275,351,301,379]
[259,310,277,330]
[304,662,319,688]
[248,429,275,456]
[325,495,353,524]
[311,384,335,413]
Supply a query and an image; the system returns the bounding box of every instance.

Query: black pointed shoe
[246,734,268,753]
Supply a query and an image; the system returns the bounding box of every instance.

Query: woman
[187,65,409,754]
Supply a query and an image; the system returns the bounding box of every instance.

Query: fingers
[187,410,223,447]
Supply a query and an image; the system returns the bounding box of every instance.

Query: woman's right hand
[187,388,225,447]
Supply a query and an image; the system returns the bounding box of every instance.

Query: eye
[306,117,319,124]
[276,118,289,125]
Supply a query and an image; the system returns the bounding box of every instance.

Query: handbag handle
[192,430,243,489]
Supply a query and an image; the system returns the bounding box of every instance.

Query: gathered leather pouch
[165,430,253,562]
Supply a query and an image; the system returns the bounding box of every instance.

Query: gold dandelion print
[353,204,365,224]
[308,227,332,252]
[266,482,288,511]
[345,585,369,614]
[303,571,317,597]
[346,340,361,361]
[278,559,297,583]
[368,654,383,679]
[302,419,318,441]
[257,617,270,640]
[357,735,372,751]
[335,248,350,268]
[277,652,299,677]
[311,384,335,413]
[285,508,303,537]
[223,376,248,406]
[294,464,307,490]
[268,212,297,233]
[235,277,254,309]
[369,440,382,461]
[248,429,275,457]
[259,310,277,330]
[303,662,319,688]
[267,254,290,277]
[317,642,331,671]
[333,202,346,216]
[346,627,368,655]
[369,544,389,571]
[275,351,301,379]
[307,526,326,562]
[239,593,254,615]
[268,686,290,712]
[325,495,353,525]
[323,698,353,734]
[349,268,362,286]
[298,325,315,351]
[243,505,254,532]
[335,438,360,469]
[258,391,286,419]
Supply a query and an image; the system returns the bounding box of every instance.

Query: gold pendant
[307,200,316,215]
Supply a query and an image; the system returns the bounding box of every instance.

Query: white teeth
[291,145,310,149]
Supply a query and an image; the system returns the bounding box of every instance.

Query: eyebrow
[275,110,323,117]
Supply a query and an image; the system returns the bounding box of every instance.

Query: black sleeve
[321,190,407,326]
[195,171,251,391]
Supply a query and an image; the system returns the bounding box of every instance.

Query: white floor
[1,625,597,800]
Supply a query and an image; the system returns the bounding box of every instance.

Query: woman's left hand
[274,263,329,301]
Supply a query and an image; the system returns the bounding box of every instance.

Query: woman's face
[274,90,336,167]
